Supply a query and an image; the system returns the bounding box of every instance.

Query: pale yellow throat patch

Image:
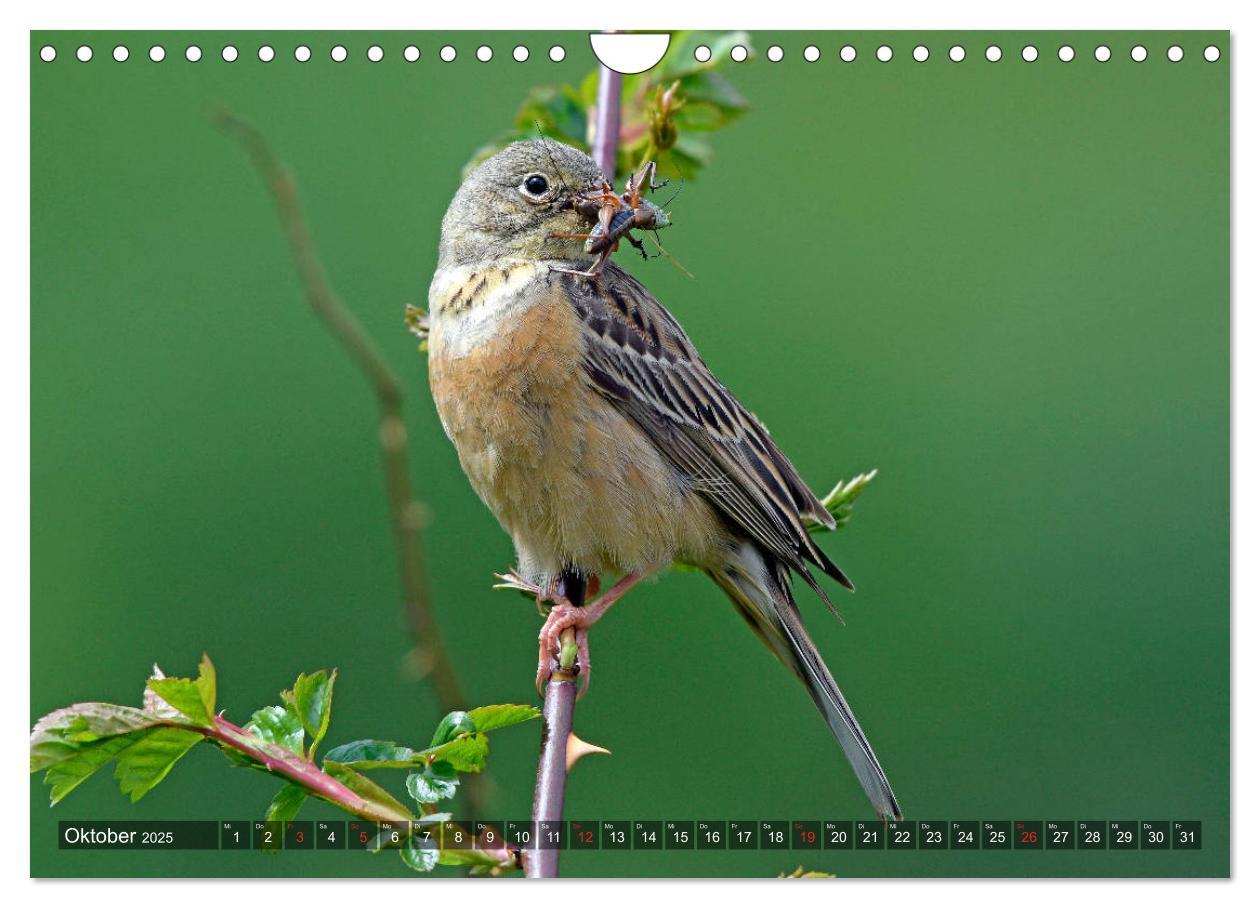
[428,260,548,357]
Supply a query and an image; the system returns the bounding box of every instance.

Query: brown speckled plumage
[426,139,900,820]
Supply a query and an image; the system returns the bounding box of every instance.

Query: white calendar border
[2,0,1249,904]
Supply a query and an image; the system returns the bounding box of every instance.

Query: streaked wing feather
[552,264,852,592]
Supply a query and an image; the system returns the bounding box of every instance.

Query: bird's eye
[523,174,549,196]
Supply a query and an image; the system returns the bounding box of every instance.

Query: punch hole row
[37,43,569,63]
[752,43,1221,64]
[38,41,1223,66]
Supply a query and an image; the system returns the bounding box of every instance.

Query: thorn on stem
[565,732,610,771]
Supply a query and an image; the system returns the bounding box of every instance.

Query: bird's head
[437,139,605,269]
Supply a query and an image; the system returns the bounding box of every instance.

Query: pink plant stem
[591,64,623,180]
[525,673,577,878]
[209,717,406,823]
[523,67,623,882]
[526,572,586,879]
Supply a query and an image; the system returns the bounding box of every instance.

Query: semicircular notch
[589,33,670,75]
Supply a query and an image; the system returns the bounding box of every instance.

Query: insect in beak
[549,162,678,281]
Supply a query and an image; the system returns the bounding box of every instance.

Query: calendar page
[28,28,1229,880]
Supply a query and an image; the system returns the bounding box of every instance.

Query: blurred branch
[213,110,479,809]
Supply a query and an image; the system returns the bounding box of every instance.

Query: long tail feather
[708,548,901,820]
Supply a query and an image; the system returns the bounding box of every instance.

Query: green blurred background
[30,30,1229,878]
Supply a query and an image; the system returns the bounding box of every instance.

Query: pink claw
[530,569,652,697]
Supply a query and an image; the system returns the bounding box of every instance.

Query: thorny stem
[209,716,408,823]
[209,716,513,869]
[214,111,483,814]
[524,62,624,881]
[526,584,584,879]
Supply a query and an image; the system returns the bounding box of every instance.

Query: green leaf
[322,762,414,822]
[244,704,304,756]
[43,732,145,805]
[114,726,204,802]
[405,761,460,805]
[417,733,489,773]
[400,835,439,873]
[810,469,878,534]
[217,743,259,769]
[31,700,194,803]
[144,678,211,727]
[680,71,748,117]
[195,654,217,719]
[658,31,753,79]
[429,710,476,747]
[466,704,540,734]
[286,670,336,758]
[322,739,417,769]
[142,666,185,721]
[142,656,217,728]
[32,704,160,759]
[266,783,308,823]
[437,846,507,868]
[511,84,589,144]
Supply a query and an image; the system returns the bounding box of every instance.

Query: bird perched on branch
[425,139,900,820]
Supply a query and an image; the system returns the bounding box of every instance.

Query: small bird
[426,139,901,820]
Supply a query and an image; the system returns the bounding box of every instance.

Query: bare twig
[525,67,623,879]
[214,111,477,807]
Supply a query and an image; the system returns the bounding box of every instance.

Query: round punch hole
[221,45,238,62]
[767,45,784,62]
[113,45,129,63]
[368,45,384,62]
[149,45,165,62]
[803,45,820,62]
[951,45,967,62]
[331,45,348,62]
[839,45,856,62]
[185,45,202,62]
[76,45,92,62]
[39,45,56,62]
[1058,45,1075,62]
[1167,45,1184,62]
[476,45,492,62]
[1095,45,1111,62]
[913,45,929,62]
[548,45,565,62]
[694,45,711,63]
[440,45,456,62]
[730,45,748,62]
[1021,45,1038,62]
[404,45,421,62]
[258,45,275,63]
[294,45,311,62]
[876,45,893,62]
[512,45,527,62]
[985,45,1001,62]
[1131,45,1148,62]
[1204,45,1220,62]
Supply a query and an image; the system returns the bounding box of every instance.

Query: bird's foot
[535,601,590,696]
[534,570,648,697]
